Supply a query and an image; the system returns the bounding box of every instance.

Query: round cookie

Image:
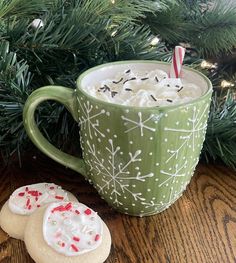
[24,202,111,263]
[0,183,77,240]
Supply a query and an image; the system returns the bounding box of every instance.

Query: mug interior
[77,61,212,108]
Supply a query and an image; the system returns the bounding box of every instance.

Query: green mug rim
[76,60,212,111]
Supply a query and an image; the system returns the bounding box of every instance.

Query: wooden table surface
[0,152,236,263]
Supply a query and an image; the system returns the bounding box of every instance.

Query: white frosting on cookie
[43,202,103,256]
[8,183,69,215]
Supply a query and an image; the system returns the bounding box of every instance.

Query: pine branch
[0,0,54,19]
[146,0,236,55]
[0,41,32,163]
[203,89,236,169]
[189,1,236,55]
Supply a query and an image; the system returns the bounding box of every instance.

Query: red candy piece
[95,234,100,241]
[65,202,72,210]
[49,186,55,190]
[18,192,25,197]
[26,199,30,207]
[52,205,64,213]
[75,210,80,215]
[71,244,79,252]
[28,205,32,210]
[84,209,92,215]
[55,195,64,200]
[25,187,29,192]
[28,190,40,197]
[51,203,72,213]
[73,236,80,242]
[37,205,41,208]
[61,242,65,247]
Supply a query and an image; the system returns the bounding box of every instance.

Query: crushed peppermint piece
[18,192,25,197]
[95,234,100,241]
[71,244,79,252]
[26,199,30,207]
[55,195,64,200]
[73,236,80,242]
[84,208,92,215]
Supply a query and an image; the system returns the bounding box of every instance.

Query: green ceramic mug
[23,61,212,216]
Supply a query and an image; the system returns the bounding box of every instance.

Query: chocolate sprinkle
[99,85,110,92]
[125,69,131,74]
[175,85,180,88]
[125,88,132,91]
[155,76,159,83]
[111,91,118,98]
[177,86,184,92]
[112,78,123,84]
[150,95,157,101]
[103,85,110,92]
[123,77,136,84]
[141,77,149,81]
[167,99,173,103]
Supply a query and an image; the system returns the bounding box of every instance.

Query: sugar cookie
[0,183,77,240]
[24,202,111,263]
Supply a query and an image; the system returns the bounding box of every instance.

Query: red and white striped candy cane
[169,46,186,78]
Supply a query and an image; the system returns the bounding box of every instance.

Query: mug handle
[23,85,86,177]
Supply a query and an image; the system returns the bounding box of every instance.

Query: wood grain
[0,152,236,263]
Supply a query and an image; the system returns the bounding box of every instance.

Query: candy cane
[169,46,186,78]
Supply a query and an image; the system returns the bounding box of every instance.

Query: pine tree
[1,0,236,169]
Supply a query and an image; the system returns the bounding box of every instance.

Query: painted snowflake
[164,104,209,164]
[77,97,109,139]
[85,138,154,208]
[121,111,162,136]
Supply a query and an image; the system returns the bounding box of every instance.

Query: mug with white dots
[23,61,212,216]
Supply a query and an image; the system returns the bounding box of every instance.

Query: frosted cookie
[0,183,77,240]
[24,202,111,263]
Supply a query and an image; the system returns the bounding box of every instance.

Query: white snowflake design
[121,112,162,136]
[77,98,107,139]
[85,139,154,207]
[165,104,209,164]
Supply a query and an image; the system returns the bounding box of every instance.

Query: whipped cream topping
[8,183,69,215]
[84,69,203,107]
[43,202,103,256]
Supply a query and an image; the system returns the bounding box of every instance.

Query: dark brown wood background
[0,152,236,263]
